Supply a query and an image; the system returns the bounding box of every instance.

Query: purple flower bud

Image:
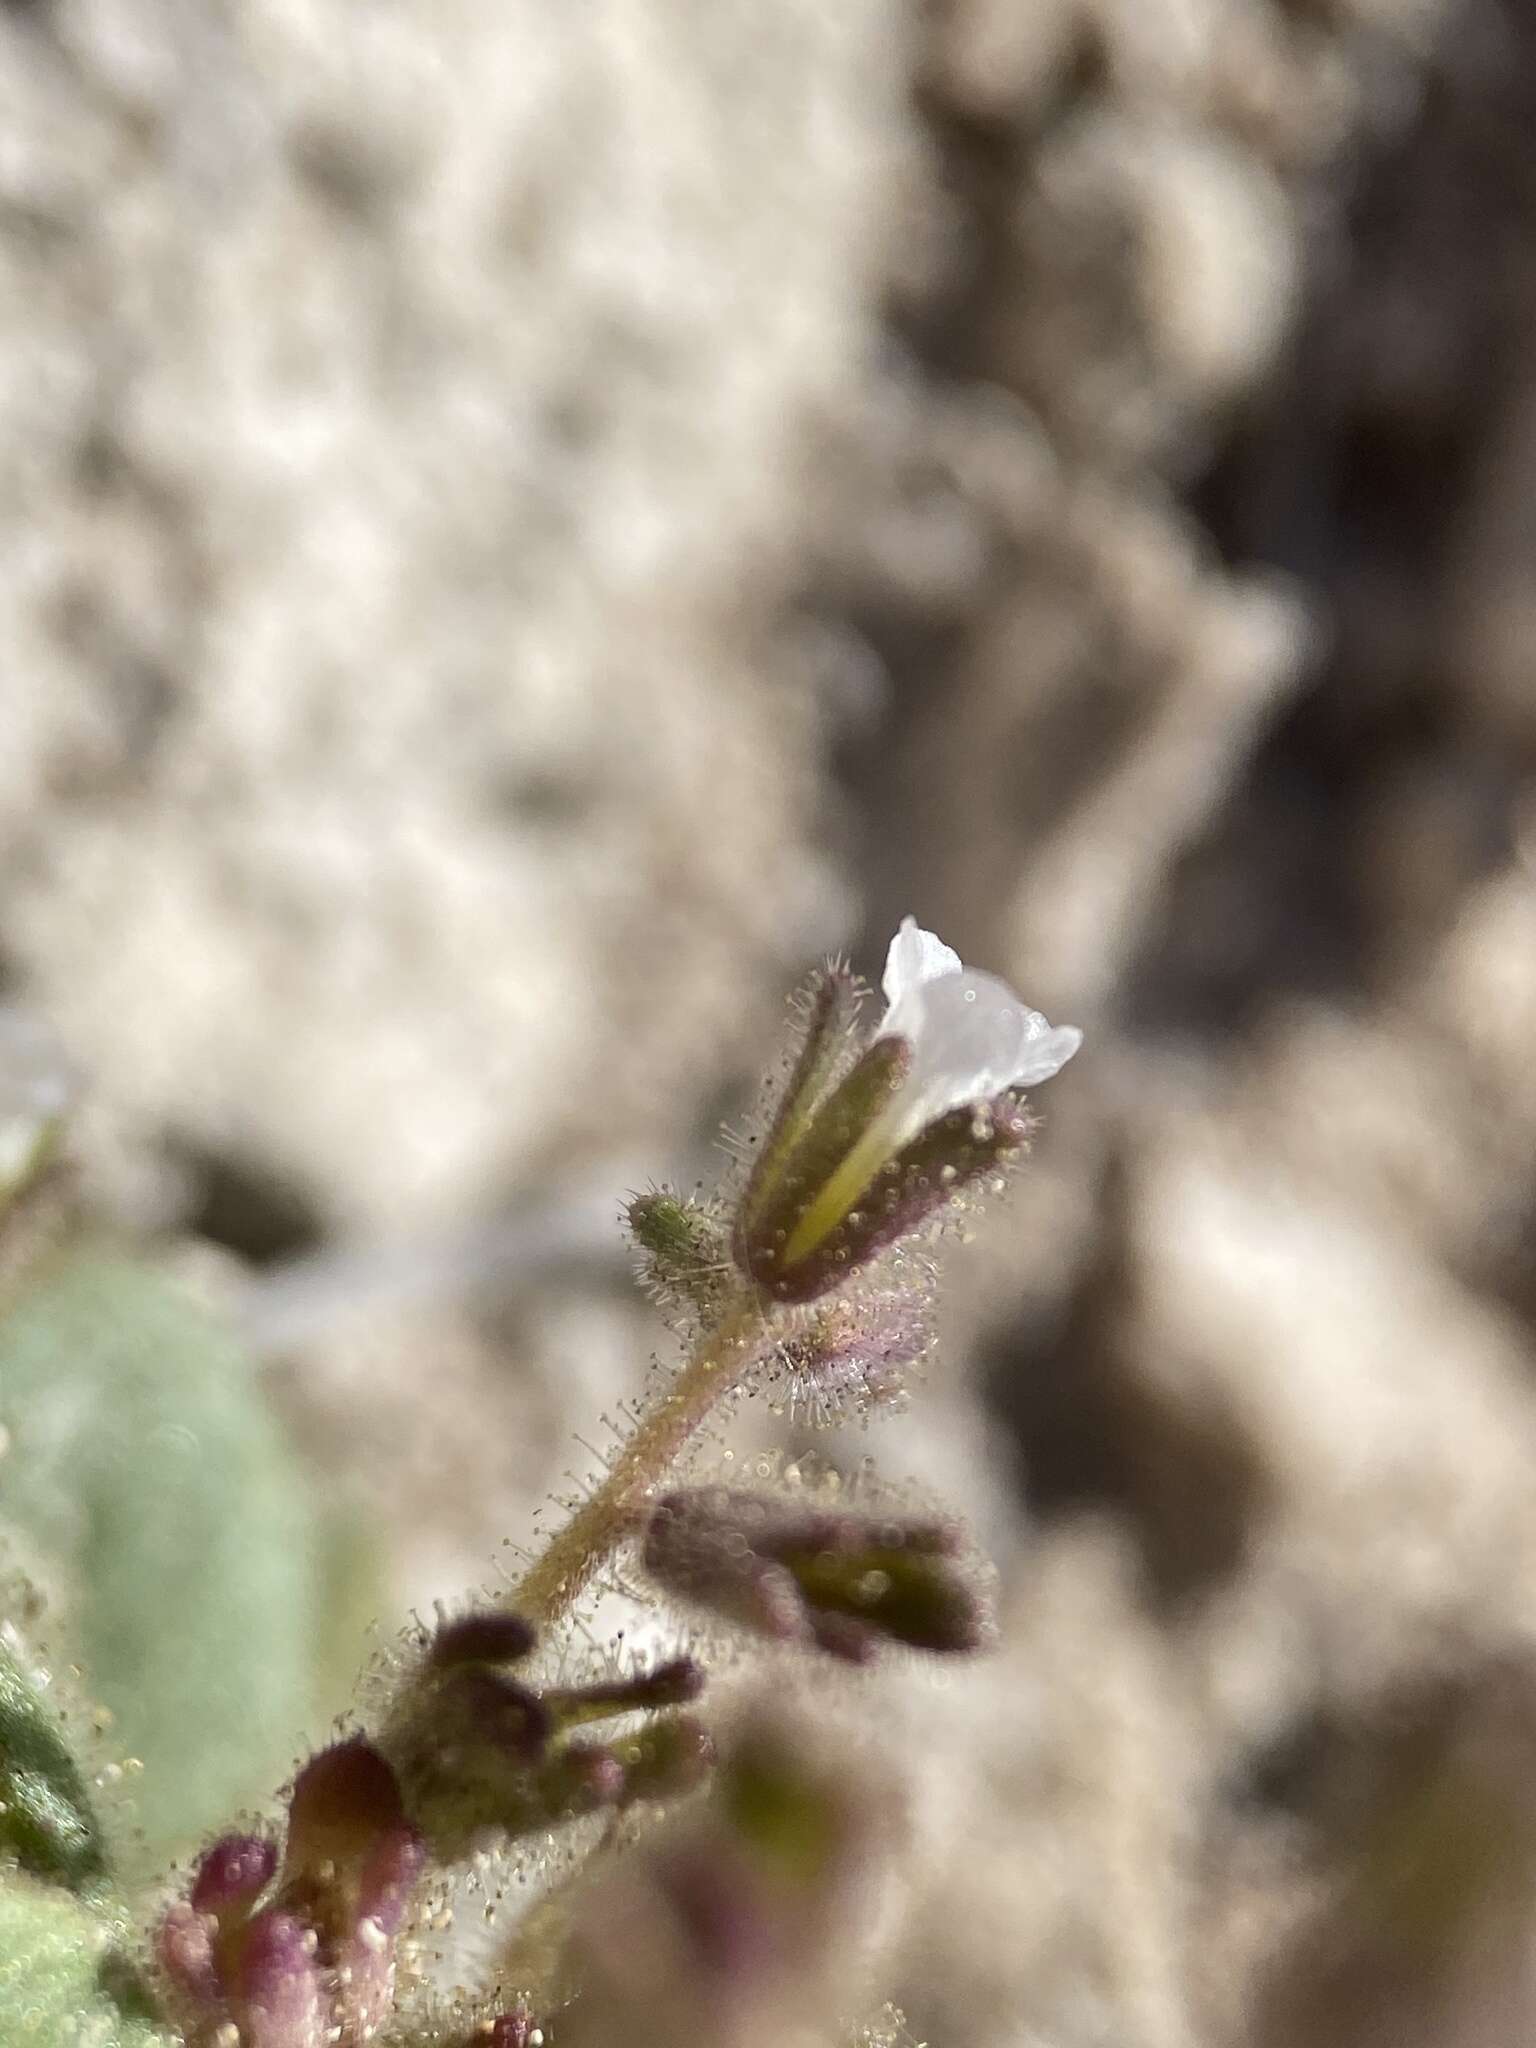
[543,1656,705,1729]
[430,1610,538,1670]
[563,1740,629,1807]
[338,1822,428,2045]
[287,1738,406,1870]
[281,1738,422,1969]
[156,1901,222,2015]
[644,1487,989,1661]
[235,1909,325,2048]
[355,1818,428,1940]
[159,1833,280,2024]
[191,1832,279,1917]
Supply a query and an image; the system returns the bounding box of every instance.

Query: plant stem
[512,1293,767,1627]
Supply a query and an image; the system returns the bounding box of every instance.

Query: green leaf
[0,1637,108,1895]
[0,1869,175,2047]
[0,1251,322,1861]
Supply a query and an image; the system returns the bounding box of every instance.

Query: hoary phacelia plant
[0,922,1079,2048]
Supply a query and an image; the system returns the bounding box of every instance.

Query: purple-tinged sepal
[772,1289,933,1420]
[734,962,866,1252]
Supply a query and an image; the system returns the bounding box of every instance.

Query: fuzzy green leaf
[0,1869,175,2047]
[0,1638,108,1895]
[0,1252,321,1861]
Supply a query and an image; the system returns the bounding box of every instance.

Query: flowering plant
[0,925,1078,2048]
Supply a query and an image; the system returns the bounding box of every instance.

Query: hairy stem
[512,1293,768,1627]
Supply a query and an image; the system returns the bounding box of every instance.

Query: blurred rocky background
[5,0,1536,2041]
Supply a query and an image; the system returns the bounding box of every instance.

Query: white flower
[757,920,1082,1288]
[875,916,1081,1145]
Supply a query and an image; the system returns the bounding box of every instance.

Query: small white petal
[881,970,1035,1122]
[874,924,1081,1144]
[881,916,962,1008]
[1011,1022,1082,1087]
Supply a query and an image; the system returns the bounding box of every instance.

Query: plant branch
[511,1292,768,1627]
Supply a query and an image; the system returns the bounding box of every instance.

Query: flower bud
[542,1657,705,1729]
[158,1834,281,2025]
[626,1190,732,1319]
[156,1902,222,2017]
[191,1833,279,1916]
[531,1741,628,1822]
[282,1739,416,1942]
[160,1750,422,2048]
[643,1487,990,1662]
[279,1737,425,2043]
[236,1908,325,2048]
[430,1610,537,1670]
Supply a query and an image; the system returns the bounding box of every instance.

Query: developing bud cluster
[158,1739,424,2048]
[388,1610,712,1863]
[158,1613,710,2048]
